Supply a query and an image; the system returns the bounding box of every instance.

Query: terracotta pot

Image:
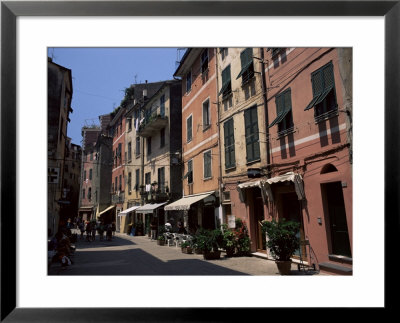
[194,248,203,255]
[225,247,235,257]
[157,240,165,246]
[181,247,193,254]
[203,250,221,260]
[275,260,292,275]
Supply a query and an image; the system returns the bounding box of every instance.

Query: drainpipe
[260,48,271,179]
[215,48,224,227]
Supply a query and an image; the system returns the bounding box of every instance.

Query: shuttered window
[187,159,193,184]
[304,62,337,117]
[244,106,260,163]
[219,65,232,98]
[187,115,192,142]
[236,48,254,84]
[223,118,236,169]
[186,71,192,93]
[203,150,212,179]
[158,167,165,192]
[269,88,294,133]
[201,49,209,74]
[135,169,140,191]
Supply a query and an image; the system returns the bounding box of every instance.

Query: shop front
[164,191,217,234]
[135,202,167,237]
[97,205,116,225]
[117,205,140,234]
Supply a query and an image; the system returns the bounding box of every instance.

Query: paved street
[49,230,322,276]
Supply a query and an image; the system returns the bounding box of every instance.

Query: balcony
[139,181,170,203]
[138,108,168,138]
[111,191,125,204]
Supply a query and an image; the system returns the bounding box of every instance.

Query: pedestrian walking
[86,221,92,242]
[106,224,112,241]
[91,221,97,241]
[111,222,116,236]
[98,222,105,241]
[150,220,157,240]
[79,222,85,239]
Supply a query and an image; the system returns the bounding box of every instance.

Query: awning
[98,205,116,217]
[118,205,140,216]
[237,180,268,204]
[79,206,93,211]
[268,107,291,128]
[266,172,305,200]
[164,192,214,211]
[136,202,167,214]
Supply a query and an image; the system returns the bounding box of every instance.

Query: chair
[173,233,184,248]
[164,233,175,247]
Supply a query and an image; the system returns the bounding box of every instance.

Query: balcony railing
[139,181,169,202]
[111,191,125,204]
[138,107,168,138]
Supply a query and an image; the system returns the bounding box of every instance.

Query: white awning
[118,205,141,216]
[98,205,115,217]
[164,192,214,211]
[136,202,167,214]
[266,172,305,200]
[237,180,267,204]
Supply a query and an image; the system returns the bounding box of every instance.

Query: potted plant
[181,241,193,254]
[221,224,236,257]
[157,234,166,246]
[195,228,223,260]
[234,218,251,257]
[261,218,300,275]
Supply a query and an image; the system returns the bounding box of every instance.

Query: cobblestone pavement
[49,230,322,276]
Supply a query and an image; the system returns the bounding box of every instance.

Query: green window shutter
[245,106,260,162]
[323,63,334,88]
[220,65,231,95]
[224,119,235,168]
[236,48,253,79]
[312,70,323,97]
[187,116,192,142]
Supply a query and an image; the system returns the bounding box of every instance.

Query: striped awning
[98,205,115,217]
[164,192,214,211]
[118,205,140,216]
[136,202,167,214]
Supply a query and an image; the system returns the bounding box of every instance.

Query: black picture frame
[1,0,398,321]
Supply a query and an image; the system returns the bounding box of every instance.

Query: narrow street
[49,230,321,276]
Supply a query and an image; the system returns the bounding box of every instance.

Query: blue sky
[48,47,183,145]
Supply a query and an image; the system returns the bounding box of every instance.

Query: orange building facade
[172,48,221,233]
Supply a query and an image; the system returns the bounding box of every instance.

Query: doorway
[250,187,266,251]
[322,182,352,257]
[279,192,305,258]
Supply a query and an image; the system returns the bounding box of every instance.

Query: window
[128,142,132,161]
[145,172,151,185]
[115,177,118,192]
[158,167,165,192]
[224,118,236,169]
[202,99,211,129]
[82,188,85,199]
[201,49,209,74]
[186,70,192,93]
[237,48,254,84]
[219,48,228,60]
[187,115,192,142]
[147,137,152,155]
[269,88,294,133]
[119,175,122,191]
[112,182,114,193]
[160,128,165,148]
[244,106,260,163]
[118,143,122,160]
[89,168,92,180]
[219,65,232,99]
[203,150,212,179]
[88,187,92,200]
[160,95,165,117]
[84,170,87,180]
[135,169,140,191]
[187,159,193,184]
[305,62,337,118]
[128,118,132,131]
[128,172,132,192]
[136,137,140,156]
